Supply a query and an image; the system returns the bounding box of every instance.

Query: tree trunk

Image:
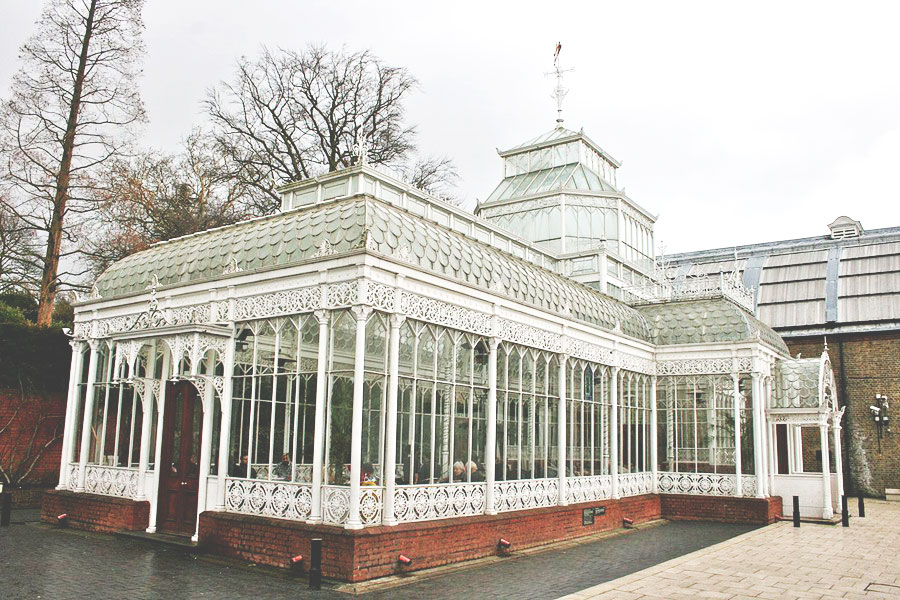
[36,0,97,327]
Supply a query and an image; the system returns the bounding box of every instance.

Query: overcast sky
[2,1,898,253]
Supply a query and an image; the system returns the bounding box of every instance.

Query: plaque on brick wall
[582,508,594,526]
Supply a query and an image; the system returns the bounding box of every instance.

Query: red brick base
[200,494,661,582]
[40,489,149,532]
[661,494,782,525]
[40,489,781,582]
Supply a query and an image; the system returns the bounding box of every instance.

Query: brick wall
[201,495,662,582]
[40,489,149,532]
[0,389,65,486]
[661,494,781,525]
[783,332,900,496]
[199,492,777,583]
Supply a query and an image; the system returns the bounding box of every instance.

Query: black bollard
[0,491,11,527]
[793,496,800,527]
[858,495,866,518]
[842,496,849,527]
[309,538,322,590]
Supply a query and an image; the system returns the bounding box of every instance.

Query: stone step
[114,529,205,553]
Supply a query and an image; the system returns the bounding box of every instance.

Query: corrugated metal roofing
[666,225,900,332]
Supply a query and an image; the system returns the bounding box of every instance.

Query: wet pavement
[0,510,755,599]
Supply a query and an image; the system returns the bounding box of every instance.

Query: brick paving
[0,510,752,599]
[563,500,900,600]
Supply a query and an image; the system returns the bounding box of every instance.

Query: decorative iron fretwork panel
[618,472,654,497]
[493,478,559,512]
[83,466,139,499]
[224,478,312,521]
[566,475,612,504]
[322,485,350,525]
[67,463,80,489]
[656,471,738,496]
[393,483,486,523]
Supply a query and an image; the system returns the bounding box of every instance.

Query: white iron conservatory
[55,124,844,546]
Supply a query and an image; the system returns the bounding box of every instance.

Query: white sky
[2,0,899,253]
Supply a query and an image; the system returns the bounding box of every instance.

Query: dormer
[828,216,863,239]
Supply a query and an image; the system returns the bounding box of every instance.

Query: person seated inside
[272,453,292,481]
[466,460,485,482]
[441,461,466,483]
[230,454,253,478]
[361,462,377,485]
[416,461,432,484]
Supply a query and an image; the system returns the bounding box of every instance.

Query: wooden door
[156,381,203,535]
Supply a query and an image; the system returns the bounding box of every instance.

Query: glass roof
[93,195,655,342]
[637,298,789,353]
[772,358,822,409]
[484,162,617,205]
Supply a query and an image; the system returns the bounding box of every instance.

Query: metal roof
[93,194,655,342]
[636,298,789,353]
[483,162,617,204]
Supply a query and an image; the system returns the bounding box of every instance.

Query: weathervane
[547,41,573,128]
[353,123,370,166]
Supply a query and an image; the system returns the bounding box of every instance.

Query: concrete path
[562,500,900,600]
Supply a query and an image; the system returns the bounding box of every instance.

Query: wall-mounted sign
[582,505,606,525]
[582,508,594,526]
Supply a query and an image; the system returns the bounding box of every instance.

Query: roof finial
[549,42,572,129]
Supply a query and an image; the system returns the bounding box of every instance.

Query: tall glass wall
[619,372,651,474]
[229,315,320,482]
[566,360,610,477]
[86,342,143,468]
[497,344,558,481]
[396,320,488,485]
[656,374,753,474]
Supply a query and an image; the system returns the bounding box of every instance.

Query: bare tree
[404,156,460,204]
[0,200,41,294]
[207,45,457,215]
[0,383,64,486]
[84,130,250,276]
[0,0,146,326]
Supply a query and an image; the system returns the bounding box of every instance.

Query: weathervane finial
[550,41,571,128]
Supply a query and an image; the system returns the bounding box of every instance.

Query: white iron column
[382,313,404,525]
[308,310,329,523]
[57,340,84,489]
[193,371,216,541]
[732,372,743,496]
[757,377,770,497]
[147,351,170,533]
[346,305,371,529]
[650,375,658,494]
[750,373,764,498]
[819,418,833,518]
[135,341,158,500]
[766,378,777,493]
[75,341,100,491]
[610,367,620,499]
[832,419,844,501]
[557,354,568,506]
[216,336,236,509]
[485,337,500,514]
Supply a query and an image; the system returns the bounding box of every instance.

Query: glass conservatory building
[45,125,844,581]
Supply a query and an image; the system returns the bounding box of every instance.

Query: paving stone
[0,515,752,599]
[563,500,900,600]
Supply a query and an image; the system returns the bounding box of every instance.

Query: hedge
[0,324,71,394]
